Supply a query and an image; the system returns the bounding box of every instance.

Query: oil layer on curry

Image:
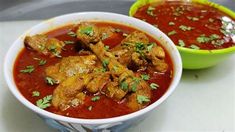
[133,1,235,50]
[14,22,173,119]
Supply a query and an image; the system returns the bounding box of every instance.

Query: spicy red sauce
[14,22,173,119]
[134,1,235,50]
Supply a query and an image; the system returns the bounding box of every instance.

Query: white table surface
[0,20,234,132]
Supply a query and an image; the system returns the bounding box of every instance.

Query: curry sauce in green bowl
[130,0,235,69]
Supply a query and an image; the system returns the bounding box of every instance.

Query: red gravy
[14,22,173,119]
[134,1,235,50]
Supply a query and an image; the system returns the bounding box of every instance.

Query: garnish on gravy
[13,22,173,119]
[134,1,235,50]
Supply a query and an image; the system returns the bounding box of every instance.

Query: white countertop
[0,20,234,132]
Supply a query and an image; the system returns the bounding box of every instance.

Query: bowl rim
[129,0,235,54]
[4,12,182,125]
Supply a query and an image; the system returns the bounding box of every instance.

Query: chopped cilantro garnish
[131,83,137,92]
[137,95,150,104]
[32,91,40,97]
[147,6,156,16]
[79,26,94,36]
[91,96,100,102]
[101,33,108,40]
[120,81,128,91]
[20,65,34,73]
[147,43,155,51]
[168,30,177,36]
[196,34,220,44]
[190,44,200,50]
[179,25,194,31]
[196,34,210,43]
[178,39,185,47]
[187,16,199,21]
[133,77,141,84]
[67,31,77,37]
[141,74,150,81]
[39,59,47,66]
[45,77,57,85]
[36,95,52,109]
[168,21,175,26]
[150,83,159,90]
[104,45,110,51]
[102,59,109,67]
[64,40,74,45]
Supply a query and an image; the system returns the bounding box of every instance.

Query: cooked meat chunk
[146,45,168,72]
[84,41,152,109]
[24,34,65,57]
[45,55,99,83]
[76,22,100,44]
[86,72,110,93]
[111,31,150,69]
[104,82,127,100]
[52,75,86,110]
[121,31,149,46]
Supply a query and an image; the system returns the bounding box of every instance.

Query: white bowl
[4,12,182,131]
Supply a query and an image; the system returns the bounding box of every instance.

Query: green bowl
[129,0,235,69]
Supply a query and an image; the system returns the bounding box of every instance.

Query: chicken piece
[146,45,168,72]
[104,82,128,101]
[24,34,65,57]
[76,22,100,44]
[89,41,152,107]
[86,72,110,93]
[121,31,149,47]
[126,80,151,111]
[45,55,99,83]
[110,31,149,68]
[52,75,86,110]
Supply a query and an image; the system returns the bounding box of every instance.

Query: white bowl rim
[4,12,182,125]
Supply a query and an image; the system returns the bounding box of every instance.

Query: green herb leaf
[102,59,109,68]
[45,77,57,85]
[67,31,77,37]
[101,33,108,40]
[32,91,40,97]
[104,45,110,51]
[120,81,128,91]
[137,95,150,104]
[168,30,177,36]
[39,59,47,66]
[80,26,93,36]
[179,25,194,31]
[36,95,52,109]
[64,40,74,45]
[131,83,137,92]
[178,39,185,47]
[147,43,155,51]
[187,16,199,21]
[168,21,175,26]
[147,6,156,16]
[190,44,200,50]
[150,83,159,90]
[91,96,100,102]
[141,74,150,81]
[20,65,34,73]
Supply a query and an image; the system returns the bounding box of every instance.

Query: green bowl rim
[129,0,235,54]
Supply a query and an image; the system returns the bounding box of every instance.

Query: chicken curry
[14,22,173,119]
